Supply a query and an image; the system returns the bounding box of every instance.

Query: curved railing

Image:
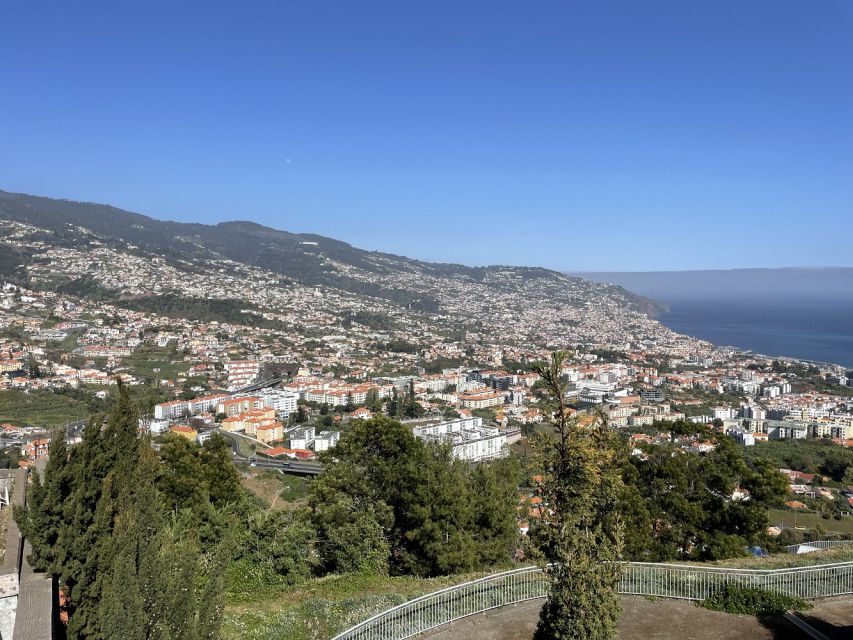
[332,548,853,640]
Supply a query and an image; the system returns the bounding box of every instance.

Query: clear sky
[2,1,851,271]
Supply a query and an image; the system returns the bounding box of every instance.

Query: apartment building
[413,417,507,462]
[216,396,264,417]
[459,390,506,409]
[314,430,340,452]
[256,422,284,445]
[288,425,315,450]
[225,360,260,391]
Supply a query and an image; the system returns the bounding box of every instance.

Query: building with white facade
[314,430,340,452]
[288,425,315,450]
[258,389,299,416]
[412,417,507,462]
[225,360,260,391]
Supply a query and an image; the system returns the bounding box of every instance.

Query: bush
[697,584,812,617]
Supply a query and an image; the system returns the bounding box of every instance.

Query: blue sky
[2,1,851,271]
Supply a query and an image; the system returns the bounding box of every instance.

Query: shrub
[697,584,812,617]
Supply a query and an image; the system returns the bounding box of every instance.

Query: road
[215,429,324,476]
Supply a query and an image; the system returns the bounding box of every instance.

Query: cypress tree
[99,509,147,640]
[529,351,625,640]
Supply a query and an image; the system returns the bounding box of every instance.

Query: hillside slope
[0,189,661,317]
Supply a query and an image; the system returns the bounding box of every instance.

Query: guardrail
[332,553,853,640]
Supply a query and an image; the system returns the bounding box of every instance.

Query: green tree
[365,388,383,412]
[16,383,234,639]
[843,466,853,489]
[202,433,243,509]
[309,415,518,577]
[398,444,477,576]
[470,457,522,565]
[288,404,308,425]
[158,434,208,514]
[528,352,625,640]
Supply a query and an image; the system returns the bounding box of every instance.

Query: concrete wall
[0,467,55,640]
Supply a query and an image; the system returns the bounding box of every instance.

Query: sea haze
[662,297,853,368]
[573,268,853,369]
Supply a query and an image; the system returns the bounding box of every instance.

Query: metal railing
[332,552,853,640]
[784,539,853,554]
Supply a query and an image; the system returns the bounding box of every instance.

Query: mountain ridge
[1,189,663,318]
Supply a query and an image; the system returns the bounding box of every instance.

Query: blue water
[659,297,853,369]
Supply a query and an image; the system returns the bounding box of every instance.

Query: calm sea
[659,297,853,369]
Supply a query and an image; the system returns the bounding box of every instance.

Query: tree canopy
[309,415,520,577]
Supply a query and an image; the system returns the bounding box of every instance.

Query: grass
[227,432,258,457]
[0,389,88,428]
[768,509,853,534]
[220,542,853,640]
[0,508,10,564]
[58,329,83,351]
[697,545,853,570]
[122,343,190,381]
[241,471,310,510]
[278,472,311,503]
[222,566,494,640]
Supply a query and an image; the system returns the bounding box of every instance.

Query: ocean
[659,297,853,369]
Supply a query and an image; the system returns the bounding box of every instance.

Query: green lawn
[222,565,493,640]
[0,389,88,428]
[768,509,853,534]
[123,343,190,381]
[226,432,258,457]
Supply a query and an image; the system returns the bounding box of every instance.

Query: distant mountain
[0,189,663,323]
[572,268,853,303]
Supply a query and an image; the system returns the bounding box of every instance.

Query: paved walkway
[420,596,811,640]
[797,598,853,640]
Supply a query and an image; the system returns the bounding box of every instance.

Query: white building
[314,430,340,452]
[259,389,299,416]
[288,425,315,450]
[714,407,736,420]
[225,360,260,391]
[413,417,507,462]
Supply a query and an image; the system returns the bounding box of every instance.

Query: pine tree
[470,456,521,565]
[16,431,70,572]
[529,351,625,640]
[399,444,477,576]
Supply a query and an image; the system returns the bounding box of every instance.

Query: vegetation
[768,509,853,535]
[528,352,624,640]
[697,584,811,616]
[0,388,88,427]
[117,295,288,331]
[624,436,790,561]
[309,415,521,577]
[123,342,191,382]
[221,571,491,640]
[241,470,310,509]
[383,382,425,419]
[15,384,239,639]
[743,439,853,483]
